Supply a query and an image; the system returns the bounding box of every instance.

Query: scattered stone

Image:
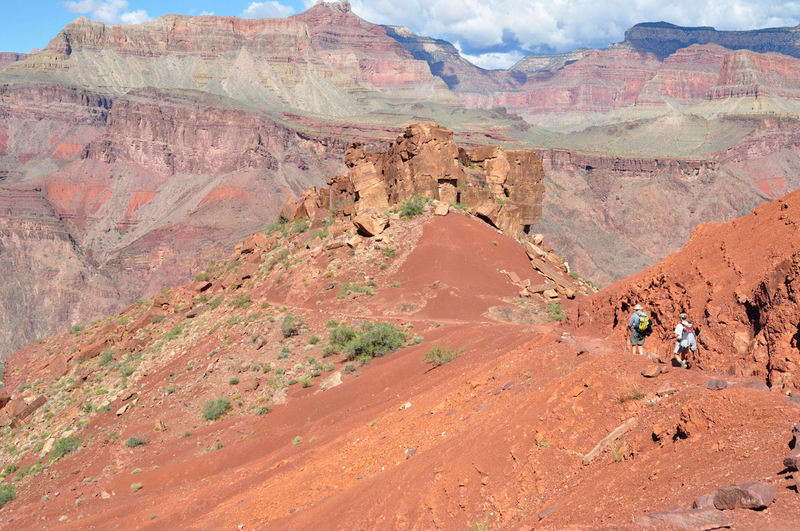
[39,438,54,458]
[656,385,676,398]
[693,494,716,509]
[635,508,733,529]
[641,365,663,378]
[59,516,68,522]
[676,406,710,439]
[433,202,449,216]
[352,212,389,237]
[740,380,769,392]
[399,402,412,410]
[319,371,342,392]
[538,506,559,520]
[713,481,776,510]
[543,289,559,299]
[708,380,734,390]
[346,235,360,248]
[532,233,544,246]
[116,404,130,416]
[583,417,638,464]
[154,420,167,432]
[100,490,111,499]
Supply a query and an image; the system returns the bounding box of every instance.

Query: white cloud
[349,0,800,67]
[64,0,151,25]
[242,1,296,19]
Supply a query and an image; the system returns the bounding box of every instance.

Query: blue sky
[3,1,800,69]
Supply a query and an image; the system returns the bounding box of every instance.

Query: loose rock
[713,481,776,510]
[635,508,733,529]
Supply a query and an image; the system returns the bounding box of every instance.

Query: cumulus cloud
[242,1,296,19]
[348,0,800,68]
[64,0,150,25]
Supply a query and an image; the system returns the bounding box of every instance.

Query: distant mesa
[624,20,800,59]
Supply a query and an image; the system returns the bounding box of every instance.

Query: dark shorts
[630,330,646,346]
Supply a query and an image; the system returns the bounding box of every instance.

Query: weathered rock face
[576,188,800,392]
[625,21,800,60]
[0,82,354,358]
[0,53,27,70]
[283,123,545,237]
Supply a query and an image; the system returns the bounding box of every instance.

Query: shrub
[257,406,272,416]
[546,302,566,321]
[228,377,239,385]
[292,218,311,234]
[52,435,81,458]
[292,436,302,445]
[423,345,464,367]
[68,324,84,335]
[336,282,373,299]
[229,294,252,309]
[281,314,302,338]
[0,483,16,508]
[131,482,142,492]
[308,334,320,345]
[398,195,426,219]
[194,271,211,282]
[277,346,291,359]
[300,376,313,388]
[325,319,339,328]
[164,326,183,341]
[328,324,357,349]
[202,398,232,421]
[342,363,357,374]
[343,322,407,360]
[125,436,147,448]
[264,216,289,236]
[119,363,135,377]
[98,348,113,366]
[208,296,224,310]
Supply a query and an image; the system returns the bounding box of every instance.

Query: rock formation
[576,188,800,392]
[281,122,545,237]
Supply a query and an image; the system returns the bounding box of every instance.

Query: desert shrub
[398,195,426,219]
[300,376,313,388]
[68,325,84,335]
[202,398,232,421]
[423,345,464,366]
[546,302,566,321]
[281,314,302,338]
[336,282,373,299]
[257,406,272,416]
[194,271,211,282]
[52,435,81,458]
[292,218,311,234]
[0,483,16,508]
[125,436,147,448]
[328,324,357,348]
[264,216,289,236]
[164,326,183,341]
[208,296,225,310]
[308,334,320,345]
[229,294,252,309]
[343,322,407,360]
[229,377,239,385]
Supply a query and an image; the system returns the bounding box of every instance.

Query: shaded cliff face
[577,188,800,391]
[625,21,800,60]
[0,82,356,358]
[0,53,27,69]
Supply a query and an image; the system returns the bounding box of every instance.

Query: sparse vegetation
[546,302,566,321]
[265,216,289,236]
[292,436,302,445]
[125,436,147,448]
[423,345,464,366]
[228,377,239,385]
[398,195,426,220]
[0,483,16,508]
[336,282,374,299]
[131,482,143,492]
[229,293,252,309]
[202,398,232,421]
[52,435,81,458]
[281,314,302,338]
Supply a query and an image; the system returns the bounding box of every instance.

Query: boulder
[433,202,449,216]
[708,379,735,390]
[693,494,716,509]
[740,380,769,392]
[635,508,733,529]
[641,365,663,378]
[352,212,389,237]
[713,481,776,510]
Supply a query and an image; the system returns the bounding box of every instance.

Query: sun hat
[633,304,643,310]
[680,312,687,319]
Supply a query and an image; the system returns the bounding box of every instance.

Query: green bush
[398,195,426,219]
[229,377,239,385]
[423,345,464,367]
[546,302,566,321]
[164,326,183,341]
[125,436,147,448]
[98,348,113,366]
[265,216,289,236]
[52,435,81,458]
[336,282,373,299]
[281,314,302,338]
[328,324,357,348]
[0,483,16,508]
[202,398,232,421]
[292,218,311,234]
[343,322,407,360]
[229,294,252,309]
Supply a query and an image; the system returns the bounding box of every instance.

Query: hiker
[673,313,697,369]
[626,304,651,356]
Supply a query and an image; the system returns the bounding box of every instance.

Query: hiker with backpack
[673,313,697,369]
[627,304,652,356]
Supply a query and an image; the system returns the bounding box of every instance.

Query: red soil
[3,210,800,529]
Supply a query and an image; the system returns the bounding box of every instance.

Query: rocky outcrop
[625,21,800,60]
[0,53,27,70]
[576,188,800,392]
[282,123,545,237]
